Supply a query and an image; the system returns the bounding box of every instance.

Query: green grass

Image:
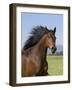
[47,55,63,76]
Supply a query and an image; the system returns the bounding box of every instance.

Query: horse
[22,26,57,77]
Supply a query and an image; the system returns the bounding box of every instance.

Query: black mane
[23,26,48,50]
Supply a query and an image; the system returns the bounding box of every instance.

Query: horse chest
[29,54,41,73]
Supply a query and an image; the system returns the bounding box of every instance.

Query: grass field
[47,55,63,76]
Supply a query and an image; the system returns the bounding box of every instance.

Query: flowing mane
[23,26,48,50]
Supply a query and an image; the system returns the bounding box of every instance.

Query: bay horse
[22,26,57,77]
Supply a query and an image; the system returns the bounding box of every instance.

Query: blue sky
[21,12,63,48]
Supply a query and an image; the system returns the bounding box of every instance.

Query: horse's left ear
[54,27,56,33]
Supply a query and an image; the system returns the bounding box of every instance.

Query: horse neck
[32,35,47,58]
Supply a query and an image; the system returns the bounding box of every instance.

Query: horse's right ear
[54,27,56,33]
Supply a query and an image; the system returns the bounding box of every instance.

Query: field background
[47,55,63,76]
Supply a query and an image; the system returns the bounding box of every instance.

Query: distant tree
[55,51,63,55]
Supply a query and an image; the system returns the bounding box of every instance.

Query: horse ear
[54,27,56,33]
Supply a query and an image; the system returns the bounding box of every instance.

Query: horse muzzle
[51,47,57,54]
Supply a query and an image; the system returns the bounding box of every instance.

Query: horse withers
[22,26,57,77]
